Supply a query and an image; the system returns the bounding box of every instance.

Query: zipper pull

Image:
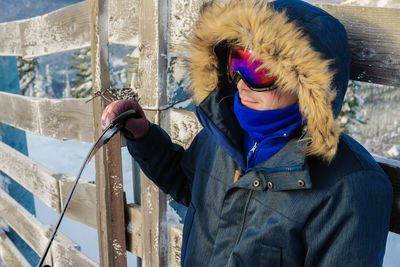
[250,142,258,153]
[246,142,258,169]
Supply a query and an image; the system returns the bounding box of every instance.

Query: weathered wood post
[88,0,127,266]
[138,0,169,266]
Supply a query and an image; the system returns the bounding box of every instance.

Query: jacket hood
[186,0,351,163]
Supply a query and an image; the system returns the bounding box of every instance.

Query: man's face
[237,79,298,111]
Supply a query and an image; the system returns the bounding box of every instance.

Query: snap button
[267,181,273,189]
[297,179,305,187]
[253,179,260,187]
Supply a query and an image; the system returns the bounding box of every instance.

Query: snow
[387,145,400,158]
[167,203,181,225]
[339,0,400,7]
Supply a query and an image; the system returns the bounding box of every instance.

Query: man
[102,0,393,266]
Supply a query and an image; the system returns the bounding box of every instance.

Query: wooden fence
[0,0,399,266]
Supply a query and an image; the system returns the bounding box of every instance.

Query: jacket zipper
[246,142,258,169]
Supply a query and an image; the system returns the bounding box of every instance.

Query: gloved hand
[101,99,149,139]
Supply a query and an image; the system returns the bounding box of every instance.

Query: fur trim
[186,0,341,163]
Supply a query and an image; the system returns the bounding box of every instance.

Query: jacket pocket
[181,202,196,264]
[258,244,281,267]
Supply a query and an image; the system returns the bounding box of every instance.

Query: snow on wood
[0,0,140,58]
[0,140,61,213]
[0,231,30,267]
[0,141,98,229]
[0,20,22,56]
[125,204,142,257]
[169,0,203,55]
[137,1,169,266]
[109,0,139,46]
[1,1,90,58]
[169,225,183,267]
[0,187,98,267]
[0,91,94,142]
[161,109,202,149]
[89,0,127,265]
[340,0,400,8]
[137,0,168,110]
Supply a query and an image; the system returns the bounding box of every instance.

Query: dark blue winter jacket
[127,0,393,266]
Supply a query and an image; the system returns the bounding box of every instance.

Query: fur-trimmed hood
[187,0,351,162]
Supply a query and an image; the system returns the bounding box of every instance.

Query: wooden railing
[0,1,399,266]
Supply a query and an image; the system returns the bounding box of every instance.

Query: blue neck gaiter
[233,92,303,167]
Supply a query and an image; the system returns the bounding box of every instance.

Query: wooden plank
[0,140,60,213]
[88,0,127,266]
[160,109,202,149]
[0,91,94,142]
[20,1,90,58]
[0,20,22,56]
[0,140,98,229]
[169,225,183,267]
[138,0,169,266]
[109,0,139,46]
[0,231,31,267]
[138,0,168,110]
[374,155,400,234]
[0,91,39,137]
[169,0,203,56]
[0,188,98,267]
[315,5,400,86]
[58,174,97,229]
[125,204,142,257]
[0,0,139,58]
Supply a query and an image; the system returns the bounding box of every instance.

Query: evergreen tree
[29,69,46,97]
[339,80,367,134]
[16,57,39,96]
[70,47,92,98]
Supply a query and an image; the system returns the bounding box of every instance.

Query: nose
[236,79,252,92]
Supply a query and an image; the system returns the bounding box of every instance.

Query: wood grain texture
[0,140,97,229]
[169,225,183,267]
[58,174,97,229]
[0,188,98,267]
[0,140,60,213]
[137,0,168,110]
[0,92,94,142]
[160,109,202,149]
[89,0,127,265]
[0,231,31,267]
[0,0,139,58]
[125,204,142,257]
[138,0,169,266]
[314,5,400,86]
[0,20,22,56]
[374,155,400,234]
[4,1,90,58]
[109,0,139,46]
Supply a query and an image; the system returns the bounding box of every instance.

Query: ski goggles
[228,46,278,91]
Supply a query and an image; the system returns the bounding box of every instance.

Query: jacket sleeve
[303,170,393,267]
[126,123,194,207]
